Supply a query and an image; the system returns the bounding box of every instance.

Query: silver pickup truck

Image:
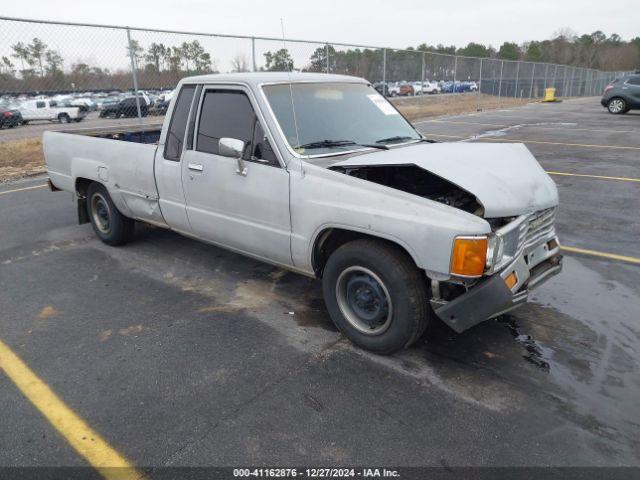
[44,72,562,354]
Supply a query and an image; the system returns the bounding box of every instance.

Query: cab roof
[180,72,368,87]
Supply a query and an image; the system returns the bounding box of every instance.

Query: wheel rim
[609,99,624,113]
[90,193,111,233]
[336,266,393,335]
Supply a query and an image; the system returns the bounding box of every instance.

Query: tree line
[1,30,637,93]
[0,37,220,92]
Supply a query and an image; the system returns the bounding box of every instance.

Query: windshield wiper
[295,139,388,150]
[376,136,436,144]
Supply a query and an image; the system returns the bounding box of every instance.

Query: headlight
[486,233,505,272]
[450,236,487,277]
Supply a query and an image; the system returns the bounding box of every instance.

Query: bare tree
[231,53,249,72]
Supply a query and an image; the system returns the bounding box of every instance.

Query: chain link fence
[0,15,631,127]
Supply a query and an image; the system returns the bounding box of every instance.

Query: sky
[2,0,638,49]
[1,0,637,76]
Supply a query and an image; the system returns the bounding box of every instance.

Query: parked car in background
[99,97,149,118]
[96,96,121,111]
[463,81,478,92]
[601,74,640,114]
[399,83,415,96]
[151,98,171,115]
[70,97,97,111]
[373,81,389,96]
[423,81,441,94]
[387,82,401,96]
[440,81,455,93]
[411,82,425,95]
[18,99,86,124]
[0,107,23,128]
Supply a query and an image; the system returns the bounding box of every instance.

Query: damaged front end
[329,161,562,333]
[431,208,563,333]
[329,163,485,215]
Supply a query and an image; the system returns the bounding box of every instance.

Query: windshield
[262,82,421,156]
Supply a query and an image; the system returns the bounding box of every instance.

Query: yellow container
[544,87,556,102]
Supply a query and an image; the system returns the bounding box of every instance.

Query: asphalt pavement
[0,97,638,476]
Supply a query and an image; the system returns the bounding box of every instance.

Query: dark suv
[601,74,640,114]
[99,97,148,118]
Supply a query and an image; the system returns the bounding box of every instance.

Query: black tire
[607,97,627,114]
[58,113,71,123]
[322,239,429,354]
[86,182,134,246]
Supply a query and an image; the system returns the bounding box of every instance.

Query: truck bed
[44,124,166,227]
[63,123,163,144]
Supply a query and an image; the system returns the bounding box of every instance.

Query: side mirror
[219,137,247,176]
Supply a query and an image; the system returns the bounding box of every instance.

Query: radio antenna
[280,18,300,150]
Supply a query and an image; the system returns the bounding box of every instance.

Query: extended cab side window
[36,101,45,108]
[164,85,196,161]
[197,90,279,167]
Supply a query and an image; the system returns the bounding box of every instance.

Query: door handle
[188,163,203,172]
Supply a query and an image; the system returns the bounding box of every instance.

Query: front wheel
[58,113,71,123]
[607,98,627,114]
[86,182,134,246]
[322,239,429,354]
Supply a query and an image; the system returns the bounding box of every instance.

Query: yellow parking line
[0,184,48,196]
[423,133,640,150]
[547,171,640,183]
[561,246,640,265]
[0,338,143,480]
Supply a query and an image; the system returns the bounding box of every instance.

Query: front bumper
[431,236,563,333]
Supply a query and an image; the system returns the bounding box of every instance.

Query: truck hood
[328,142,558,217]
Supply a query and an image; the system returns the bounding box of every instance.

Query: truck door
[21,101,42,121]
[36,100,49,120]
[180,86,292,266]
[154,84,197,233]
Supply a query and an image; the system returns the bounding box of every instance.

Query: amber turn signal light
[451,236,488,277]
[504,272,518,289]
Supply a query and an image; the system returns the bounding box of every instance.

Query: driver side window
[196,89,279,167]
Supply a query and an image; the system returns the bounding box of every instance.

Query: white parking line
[0,184,48,196]
[416,119,639,135]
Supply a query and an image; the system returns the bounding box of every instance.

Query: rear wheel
[58,113,71,123]
[322,239,429,354]
[86,182,134,246]
[607,98,626,114]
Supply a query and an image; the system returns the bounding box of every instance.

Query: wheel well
[312,228,418,278]
[75,178,96,224]
[75,177,94,197]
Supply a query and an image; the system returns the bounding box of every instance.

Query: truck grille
[520,207,557,253]
[491,207,558,272]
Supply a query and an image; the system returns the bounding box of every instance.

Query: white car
[411,81,440,95]
[70,97,96,111]
[387,82,400,96]
[43,72,562,354]
[19,99,86,124]
[423,81,441,94]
